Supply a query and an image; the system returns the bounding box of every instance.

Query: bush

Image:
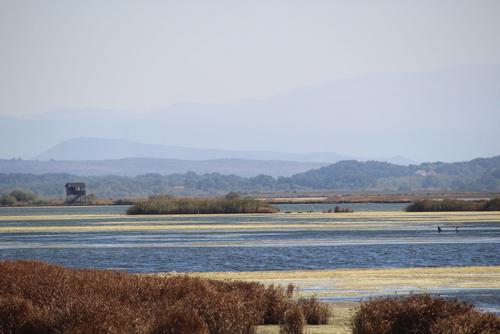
[0,194,16,206]
[260,284,291,324]
[482,197,500,211]
[0,189,38,206]
[431,309,500,334]
[0,261,329,334]
[151,303,209,334]
[297,296,331,325]
[9,189,37,203]
[127,195,278,215]
[280,304,305,334]
[351,294,497,334]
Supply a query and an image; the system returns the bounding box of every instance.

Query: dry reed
[0,261,329,334]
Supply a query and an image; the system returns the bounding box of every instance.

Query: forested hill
[286,156,500,191]
[287,160,411,189]
[0,156,499,197]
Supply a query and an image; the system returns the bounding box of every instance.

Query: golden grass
[0,223,358,233]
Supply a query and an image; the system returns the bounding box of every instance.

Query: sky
[0,0,499,161]
[1,0,500,115]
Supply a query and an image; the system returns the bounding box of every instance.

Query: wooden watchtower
[65,182,86,204]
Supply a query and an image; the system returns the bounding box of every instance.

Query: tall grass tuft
[280,304,305,334]
[0,261,329,334]
[352,294,499,334]
[297,296,331,325]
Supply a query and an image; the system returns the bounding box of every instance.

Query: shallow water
[1,205,499,313]
[0,205,499,272]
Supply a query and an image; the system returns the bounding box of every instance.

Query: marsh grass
[0,261,329,334]
[406,198,500,212]
[127,195,278,215]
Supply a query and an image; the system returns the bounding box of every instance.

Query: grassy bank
[406,198,500,212]
[127,194,277,215]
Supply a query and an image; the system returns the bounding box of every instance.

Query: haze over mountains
[35,137,349,163]
[0,138,417,177]
[1,64,499,162]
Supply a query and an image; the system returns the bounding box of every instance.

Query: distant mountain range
[1,64,499,162]
[1,155,499,197]
[35,137,350,163]
[0,136,416,177]
[0,157,326,178]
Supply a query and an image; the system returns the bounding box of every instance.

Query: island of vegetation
[406,198,500,212]
[126,193,278,215]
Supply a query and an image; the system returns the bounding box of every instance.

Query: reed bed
[127,195,278,215]
[0,261,330,334]
[406,198,500,212]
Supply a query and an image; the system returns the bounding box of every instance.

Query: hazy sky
[1,0,500,116]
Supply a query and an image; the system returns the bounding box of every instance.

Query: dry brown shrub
[431,309,500,334]
[280,304,305,334]
[0,260,329,334]
[298,296,331,325]
[286,283,296,298]
[150,303,209,334]
[0,294,42,334]
[261,284,290,324]
[352,294,478,334]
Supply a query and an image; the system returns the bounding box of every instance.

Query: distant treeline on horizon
[0,156,499,197]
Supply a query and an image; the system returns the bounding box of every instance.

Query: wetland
[1,203,499,332]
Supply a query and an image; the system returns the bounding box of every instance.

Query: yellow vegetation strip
[1,211,500,221]
[0,223,344,233]
[189,266,500,297]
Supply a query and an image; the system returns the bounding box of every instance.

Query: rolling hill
[1,156,499,197]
